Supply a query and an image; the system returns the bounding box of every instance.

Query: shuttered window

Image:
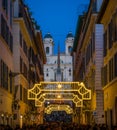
[103,31,107,57]
[2,0,8,15]
[0,60,8,90]
[109,58,114,82]
[102,65,107,87]
[108,21,113,49]
[1,15,13,52]
[114,53,117,77]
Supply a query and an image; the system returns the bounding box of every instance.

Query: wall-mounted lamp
[47,101,50,105]
[1,113,4,117]
[20,115,23,119]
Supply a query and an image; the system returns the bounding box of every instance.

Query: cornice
[13,18,32,47]
[81,15,96,52]
[104,42,117,65]
[99,0,117,28]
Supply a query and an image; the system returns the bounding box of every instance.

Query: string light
[28,82,91,108]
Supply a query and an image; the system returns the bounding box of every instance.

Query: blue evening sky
[25,0,90,54]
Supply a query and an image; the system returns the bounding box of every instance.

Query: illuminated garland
[28,82,91,108]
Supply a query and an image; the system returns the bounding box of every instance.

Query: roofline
[72,15,85,52]
[97,0,109,23]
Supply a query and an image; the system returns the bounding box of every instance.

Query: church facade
[43,32,74,82]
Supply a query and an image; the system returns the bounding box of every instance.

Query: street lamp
[20,115,23,128]
[1,113,4,124]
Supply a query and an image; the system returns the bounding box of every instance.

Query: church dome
[44,33,53,39]
[66,32,73,38]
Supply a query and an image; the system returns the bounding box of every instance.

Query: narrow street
[0,0,117,130]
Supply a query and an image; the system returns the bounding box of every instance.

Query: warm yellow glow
[44,104,73,114]
[80,82,84,86]
[20,115,23,119]
[57,94,62,98]
[20,115,23,129]
[47,101,50,104]
[57,84,62,89]
[43,93,46,96]
[28,81,91,108]
[1,114,4,117]
[35,94,83,107]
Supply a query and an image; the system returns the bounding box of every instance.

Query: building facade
[0,0,14,126]
[72,0,104,125]
[0,0,46,128]
[44,32,74,82]
[97,0,117,128]
[43,32,74,122]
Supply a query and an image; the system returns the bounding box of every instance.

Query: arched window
[69,68,71,76]
[61,60,63,64]
[46,47,49,54]
[68,46,72,53]
[46,73,48,77]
